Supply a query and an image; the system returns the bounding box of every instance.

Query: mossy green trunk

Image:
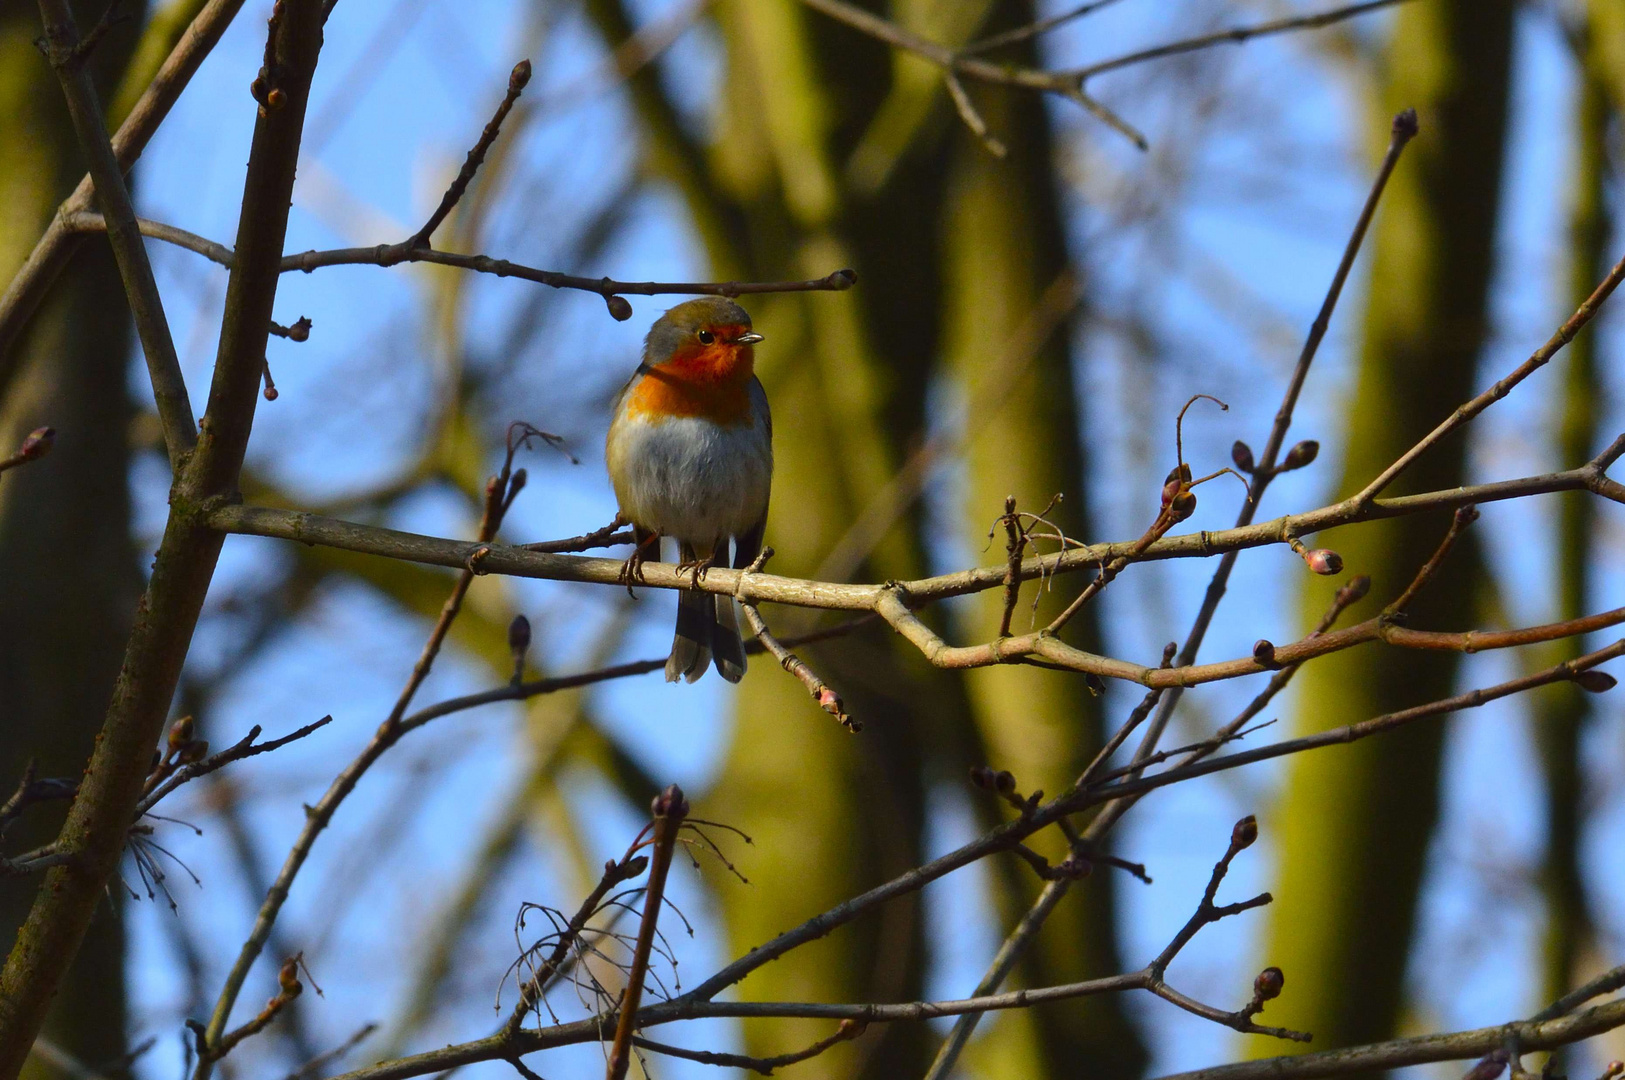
[0,0,146,1071]
[584,1,1140,1074]
[1250,0,1514,1056]
[1533,0,1614,1017]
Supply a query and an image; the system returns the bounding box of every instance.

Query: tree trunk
[1251,0,1514,1057]
[0,0,147,1071]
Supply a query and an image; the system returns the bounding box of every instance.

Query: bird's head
[643,297,763,383]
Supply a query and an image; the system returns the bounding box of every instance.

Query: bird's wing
[749,374,772,443]
[734,375,773,571]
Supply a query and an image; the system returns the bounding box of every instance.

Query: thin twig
[134,717,332,817]
[0,427,56,476]
[200,429,541,1074]
[632,1019,865,1075]
[409,59,531,248]
[34,0,197,465]
[1353,250,1625,505]
[0,0,248,376]
[1073,0,1409,81]
[606,787,686,1080]
[306,641,1623,1080]
[281,1024,379,1080]
[961,0,1125,55]
[56,209,857,323]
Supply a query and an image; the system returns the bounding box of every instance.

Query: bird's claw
[619,550,648,597]
[676,553,716,588]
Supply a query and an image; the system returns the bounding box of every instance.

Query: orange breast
[624,346,756,426]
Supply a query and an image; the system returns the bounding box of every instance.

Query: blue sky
[109,0,1625,1077]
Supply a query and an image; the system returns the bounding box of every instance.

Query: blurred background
[3,0,1625,1077]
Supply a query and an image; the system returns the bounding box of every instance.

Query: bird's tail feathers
[667,588,714,684]
[711,595,746,684]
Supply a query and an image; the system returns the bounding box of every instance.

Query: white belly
[608,413,772,544]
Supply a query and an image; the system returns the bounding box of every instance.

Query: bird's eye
[697,329,715,345]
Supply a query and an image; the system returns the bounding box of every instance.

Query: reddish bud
[1253,966,1284,1001]
[622,855,649,879]
[510,59,533,92]
[993,770,1016,796]
[1231,440,1255,473]
[1252,640,1277,667]
[167,715,195,752]
[1232,815,1259,850]
[18,427,55,461]
[286,316,312,342]
[506,468,528,503]
[652,783,689,819]
[1167,490,1197,523]
[605,295,633,321]
[1573,670,1617,694]
[1280,440,1320,471]
[1339,574,1372,605]
[1304,548,1343,575]
[277,957,301,994]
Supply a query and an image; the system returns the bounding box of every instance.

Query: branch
[632,1019,864,1075]
[203,444,1625,617]
[606,786,685,1080]
[0,0,323,1069]
[409,59,531,249]
[57,209,857,323]
[1072,0,1409,81]
[133,717,332,817]
[0,428,56,478]
[1153,999,1625,1080]
[1353,249,1625,504]
[309,637,1621,1080]
[35,0,196,466]
[198,436,533,1074]
[796,0,1409,149]
[0,0,246,388]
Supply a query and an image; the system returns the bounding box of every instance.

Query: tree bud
[1231,440,1255,473]
[1304,548,1343,575]
[1254,966,1284,1001]
[508,614,531,655]
[606,295,633,321]
[1232,815,1258,850]
[168,715,195,752]
[652,783,689,819]
[1252,640,1277,667]
[1280,440,1320,471]
[1573,670,1616,694]
[1339,575,1371,605]
[1168,490,1197,523]
[18,427,55,461]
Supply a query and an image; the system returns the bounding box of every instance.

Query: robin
[605,297,772,684]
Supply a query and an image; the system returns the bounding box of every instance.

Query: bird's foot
[676,552,716,588]
[619,549,649,597]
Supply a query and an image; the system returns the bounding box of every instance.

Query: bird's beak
[735,332,764,345]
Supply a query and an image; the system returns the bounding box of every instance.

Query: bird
[605,296,773,684]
